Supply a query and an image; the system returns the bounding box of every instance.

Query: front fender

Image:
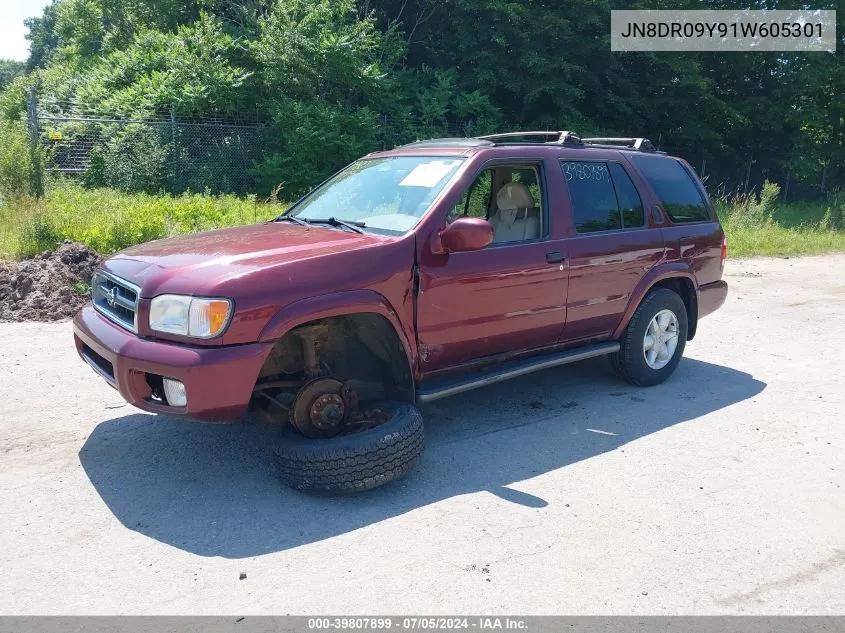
[611,262,698,340]
[257,289,417,373]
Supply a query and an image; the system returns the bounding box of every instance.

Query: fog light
[162,378,187,407]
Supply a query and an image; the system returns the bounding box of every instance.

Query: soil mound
[0,241,102,322]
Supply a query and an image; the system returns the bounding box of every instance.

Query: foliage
[83,124,173,191]
[820,190,845,230]
[717,192,845,257]
[24,1,60,71]
[0,181,283,259]
[727,180,781,227]
[0,120,40,200]
[249,0,396,196]
[67,13,254,118]
[0,0,841,200]
[0,60,26,92]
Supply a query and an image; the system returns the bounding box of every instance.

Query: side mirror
[432,217,494,254]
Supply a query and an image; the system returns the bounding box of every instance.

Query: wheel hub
[290,377,356,438]
[310,393,345,430]
[643,308,679,370]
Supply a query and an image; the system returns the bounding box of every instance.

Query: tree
[0,60,26,92]
[25,1,60,70]
[13,0,843,196]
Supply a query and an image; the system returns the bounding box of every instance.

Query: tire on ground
[272,403,425,492]
[610,287,688,387]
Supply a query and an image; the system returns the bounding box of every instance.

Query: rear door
[558,158,665,343]
[628,154,725,285]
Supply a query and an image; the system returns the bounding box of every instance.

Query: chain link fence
[33,97,262,195]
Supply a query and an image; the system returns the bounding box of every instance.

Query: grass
[0,182,287,260]
[1,180,844,261]
[717,185,845,257]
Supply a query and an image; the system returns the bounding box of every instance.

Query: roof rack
[476,131,582,145]
[581,137,656,151]
[401,137,493,149]
[397,132,660,152]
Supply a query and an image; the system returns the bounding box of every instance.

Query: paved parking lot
[1,255,843,614]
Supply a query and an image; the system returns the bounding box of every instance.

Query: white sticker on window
[399,161,459,188]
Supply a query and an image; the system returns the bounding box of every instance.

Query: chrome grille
[92,271,140,332]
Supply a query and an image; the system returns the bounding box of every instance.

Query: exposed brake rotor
[291,378,357,438]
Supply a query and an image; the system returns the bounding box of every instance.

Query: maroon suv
[74,131,728,492]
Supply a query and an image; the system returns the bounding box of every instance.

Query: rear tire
[611,288,688,386]
[272,403,424,493]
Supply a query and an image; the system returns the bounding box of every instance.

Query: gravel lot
[1,255,844,615]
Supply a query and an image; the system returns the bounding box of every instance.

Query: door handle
[546,251,565,264]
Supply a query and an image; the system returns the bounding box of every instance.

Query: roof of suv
[369,131,671,161]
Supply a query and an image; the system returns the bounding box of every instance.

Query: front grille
[92,271,140,332]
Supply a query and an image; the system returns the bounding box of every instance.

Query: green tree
[0,60,26,92]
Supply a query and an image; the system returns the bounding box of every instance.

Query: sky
[0,0,52,61]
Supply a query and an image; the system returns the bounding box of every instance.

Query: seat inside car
[489,181,541,243]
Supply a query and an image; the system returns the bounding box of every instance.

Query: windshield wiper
[303,217,366,234]
[274,215,309,226]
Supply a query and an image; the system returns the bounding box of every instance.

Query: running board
[416,341,620,403]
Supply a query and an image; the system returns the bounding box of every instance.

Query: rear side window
[631,155,711,223]
[561,161,645,233]
[609,163,645,228]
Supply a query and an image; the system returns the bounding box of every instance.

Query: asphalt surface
[1,255,843,614]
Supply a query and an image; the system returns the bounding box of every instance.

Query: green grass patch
[717,184,845,257]
[0,182,287,260]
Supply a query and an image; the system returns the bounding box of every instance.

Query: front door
[416,161,569,373]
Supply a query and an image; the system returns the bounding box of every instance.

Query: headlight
[149,295,233,338]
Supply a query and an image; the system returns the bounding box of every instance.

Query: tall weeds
[717,181,845,257]
[0,182,284,260]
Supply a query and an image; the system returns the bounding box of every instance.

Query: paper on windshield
[399,160,460,188]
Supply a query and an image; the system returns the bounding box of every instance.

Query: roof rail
[476,131,582,145]
[400,137,493,149]
[581,137,656,151]
[396,132,660,152]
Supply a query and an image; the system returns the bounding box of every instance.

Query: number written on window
[562,161,644,233]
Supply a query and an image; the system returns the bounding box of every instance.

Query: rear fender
[612,262,698,340]
[258,290,417,375]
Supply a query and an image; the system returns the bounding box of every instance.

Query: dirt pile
[0,241,103,322]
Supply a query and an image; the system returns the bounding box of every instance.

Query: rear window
[631,155,711,223]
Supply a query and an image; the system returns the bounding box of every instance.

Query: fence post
[170,105,178,192]
[27,85,44,198]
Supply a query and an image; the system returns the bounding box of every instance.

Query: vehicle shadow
[78,357,765,558]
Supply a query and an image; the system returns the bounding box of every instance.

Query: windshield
[286,156,465,233]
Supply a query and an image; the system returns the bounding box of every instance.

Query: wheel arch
[257,291,417,402]
[613,264,699,341]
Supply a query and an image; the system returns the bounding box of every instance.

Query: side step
[416,341,620,403]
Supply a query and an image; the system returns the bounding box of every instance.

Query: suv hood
[102,222,389,297]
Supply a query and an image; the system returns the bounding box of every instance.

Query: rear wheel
[611,288,688,386]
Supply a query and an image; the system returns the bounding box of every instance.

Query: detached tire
[610,288,688,387]
[272,404,424,493]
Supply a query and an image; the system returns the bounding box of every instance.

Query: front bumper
[73,305,274,421]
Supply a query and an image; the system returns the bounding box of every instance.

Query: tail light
[720,235,728,272]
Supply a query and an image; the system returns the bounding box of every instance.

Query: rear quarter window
[631,155,711,223]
